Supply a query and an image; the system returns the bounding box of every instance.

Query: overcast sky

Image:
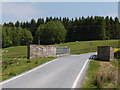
[2,2,118,24]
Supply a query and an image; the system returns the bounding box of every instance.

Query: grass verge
[1,46,56,81]
[81,58,119,88]
[2,57,56,81]
[81,60,100,88]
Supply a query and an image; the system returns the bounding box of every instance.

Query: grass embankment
[54,40,119,54]
[2,46,56,81]
[81,58,120,88]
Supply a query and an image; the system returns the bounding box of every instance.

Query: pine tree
[105,16,111,39]
[109,17,115,39]
[114,17,120,38]
[15,21,20,27]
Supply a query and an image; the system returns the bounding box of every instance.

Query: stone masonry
[97,46,114,61]
[27,45,56,59]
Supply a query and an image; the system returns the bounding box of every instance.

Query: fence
[56,47,70,56]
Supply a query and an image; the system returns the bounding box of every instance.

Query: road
[1,52,97,88]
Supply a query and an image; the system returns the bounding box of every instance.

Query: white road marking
[0,58,60,85]
[72,59,89,88]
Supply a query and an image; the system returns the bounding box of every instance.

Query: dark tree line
[2,16,120,47]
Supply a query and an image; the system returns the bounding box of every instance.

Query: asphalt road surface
[1,52,97,88]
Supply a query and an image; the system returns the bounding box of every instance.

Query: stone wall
[27,45,56,59]
[97,46,114,61]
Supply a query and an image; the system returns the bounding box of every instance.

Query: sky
[1,0,120,2]
[2,2,119,24]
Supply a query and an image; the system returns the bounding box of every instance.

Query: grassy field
[1,40,119,81]
[54,40,119,54]
[81,58,120,88]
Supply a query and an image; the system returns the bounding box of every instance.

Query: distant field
[2,40,119,58]
[54,40,119,54]
[1,40,119,81]
[2,46,27,58]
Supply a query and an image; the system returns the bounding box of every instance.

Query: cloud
[2,2,40,22]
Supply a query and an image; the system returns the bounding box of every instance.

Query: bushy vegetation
[35,21,67,44]
[2,26,33,48]
[2,16,120,47]
[114,48,120,58]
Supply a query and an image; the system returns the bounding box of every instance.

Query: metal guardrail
[56,47,70,56]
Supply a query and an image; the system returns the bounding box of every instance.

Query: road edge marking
[72,59,89,88]
[0,58,60,85]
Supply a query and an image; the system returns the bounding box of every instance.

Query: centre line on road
[72,59,89,88]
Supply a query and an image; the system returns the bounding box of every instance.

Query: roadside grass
[81,58,119,88]
[81,60,100,88]
[2,57,56,81]
[1,46,56,81]
[53,40,119,54]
